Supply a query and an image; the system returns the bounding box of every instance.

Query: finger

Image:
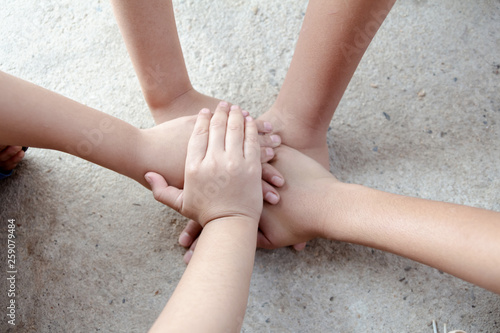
[178,219,202,248]
[255,118,273,134]
[145,172,183,212]
[257,230,273,249]
[293,242,307,251]
[1,150,25,171]
[258,133,281,148]
[243,116,260,162]
[262,180,280,205]
[186,108,212,166]
[226,105,245,156]
[260,147,275,163]
[0,146,23,162]
[262,163,285,187]
[183,237,199,264]
[207,101,230,154]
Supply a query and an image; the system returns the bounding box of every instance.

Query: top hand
[138,110,285,204]
[145,102,263,226]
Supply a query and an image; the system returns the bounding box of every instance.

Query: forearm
[327,182,500,293]
[277,0,396,123]
[110,0,191,110]
[0,71,147,185]
[150,217,258,332]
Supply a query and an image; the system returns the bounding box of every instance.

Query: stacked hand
[145,102,263,227]
[145,102,341,263]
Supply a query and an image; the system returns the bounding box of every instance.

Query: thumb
[145,172,184,212]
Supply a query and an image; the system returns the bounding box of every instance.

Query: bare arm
[0,71,284,190]
[258,146,500,294]
[269,0,397,133]
[110,0,192,111]
[148,217,257,332]
[0,70,153,186]
[146,104,262,332]
[330,183,500,294]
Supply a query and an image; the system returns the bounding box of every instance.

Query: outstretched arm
[146,104,262,332]
[330,181,500,294]
[0,71,282,191]
[258,146,500,294]
[0,70,153,186]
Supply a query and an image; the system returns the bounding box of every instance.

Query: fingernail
[242,110,249,117]
[271,176,285,187]
[178,232,191,247]
[266,147,274,157]
[144,174,152,184]
[265,192,279,205]
[264,122,273,131]
[246,116,253,122]
[219,101,228,107]
[184,250,193,264]
[231,105,240,111]
[200,108,210,114]
[271,135,281,144]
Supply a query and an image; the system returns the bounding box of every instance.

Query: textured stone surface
[0,0,499,332]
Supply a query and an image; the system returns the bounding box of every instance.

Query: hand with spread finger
[145,102,262,333]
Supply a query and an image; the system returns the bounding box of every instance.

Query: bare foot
[258,105,330,170]
[0,145,26,177]
[149,88,222,124]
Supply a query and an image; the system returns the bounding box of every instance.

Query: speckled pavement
[1,0,499,332]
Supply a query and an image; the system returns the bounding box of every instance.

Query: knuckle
[203,158,218,172]
[247,134,259,144]
[246,163,261,177]
[152,190,164,203]
[186,163,200,177]
[193,126,209,136]
[228,123,243,132]
[225,160,240,174]
[210,119,225,128]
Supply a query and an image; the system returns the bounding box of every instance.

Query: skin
[165,0,397,257]
[259,0,397,168]
[0,71,283,197]
[146,104,262,332]
[258,146,500,295]
[110,0,222,124]
[0,145,25,174]
[151,145,500,295]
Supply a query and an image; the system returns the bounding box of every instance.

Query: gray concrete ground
[1,0,499,332]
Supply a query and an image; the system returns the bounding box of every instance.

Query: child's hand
[145,102,263,226]
[256,145,337,248]
[138,112,285,205]
[177,144,339,264]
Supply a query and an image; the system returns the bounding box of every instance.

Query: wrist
[318,181,369,242]
[122,127,149,185]
[204,215,259,229]
[201,215,259,250]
